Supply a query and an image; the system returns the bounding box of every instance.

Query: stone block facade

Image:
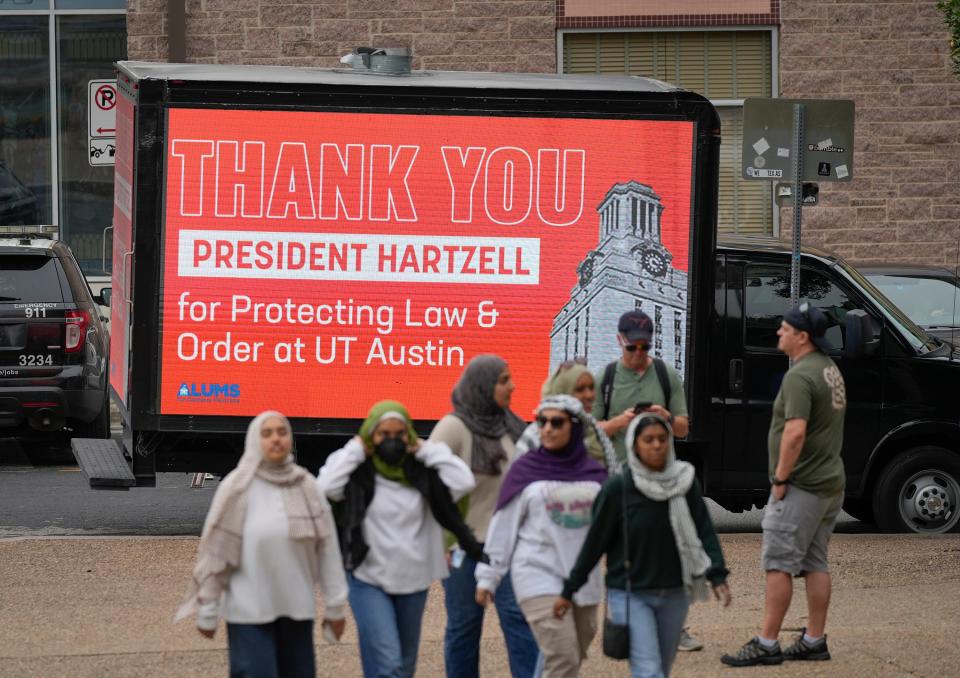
[125,0,556,73]
[779,1,960,266]
[125,0,960,267]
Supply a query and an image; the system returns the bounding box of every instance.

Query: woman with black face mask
[317,400,479,678]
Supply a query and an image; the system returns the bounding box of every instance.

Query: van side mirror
[95,287,112,307]
[843,309,878,359]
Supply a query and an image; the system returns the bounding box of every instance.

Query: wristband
[770,476,789,486]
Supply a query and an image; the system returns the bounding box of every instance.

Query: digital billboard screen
[160,108,695,421]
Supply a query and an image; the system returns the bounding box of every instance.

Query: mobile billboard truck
[75,62,960,535]
[72,61,719,488]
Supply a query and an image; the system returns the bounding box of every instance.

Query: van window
[744,265,856,352]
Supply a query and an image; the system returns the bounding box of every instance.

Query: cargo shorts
[761,485,844,576]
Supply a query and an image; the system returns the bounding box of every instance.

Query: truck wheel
[873,446,960,534]
[842,497,873,524]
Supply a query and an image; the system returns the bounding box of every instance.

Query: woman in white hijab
[555,413,731,677]
[176,411,347,678]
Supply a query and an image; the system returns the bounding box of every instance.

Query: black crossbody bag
[602,475,632,660]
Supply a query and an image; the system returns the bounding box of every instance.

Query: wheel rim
[898,468,960,533]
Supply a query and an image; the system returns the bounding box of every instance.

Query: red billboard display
[109,94,135,404]
[160,108,694,420]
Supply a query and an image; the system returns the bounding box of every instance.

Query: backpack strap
[600,360,618,421]
[652,357,672,409]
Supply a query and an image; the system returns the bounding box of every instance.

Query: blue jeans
[226,617,314,678]
[443,554,538,678]
[348,573,429,678]
[608,588,689,678]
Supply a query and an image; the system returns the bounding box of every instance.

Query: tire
[842,496,874,524]
[872,446,960,534]
[75,392,110,439]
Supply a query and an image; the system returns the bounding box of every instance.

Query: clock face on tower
[578,255,596,287]
[640,248,668,277]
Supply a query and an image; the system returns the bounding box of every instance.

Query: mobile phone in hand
[634,401,653,413]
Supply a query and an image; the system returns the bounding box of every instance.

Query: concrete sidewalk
[1,534,958,677]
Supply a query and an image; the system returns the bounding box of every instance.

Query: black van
[702,235,960,534]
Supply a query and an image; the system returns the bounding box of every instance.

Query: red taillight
[65,310,90,352]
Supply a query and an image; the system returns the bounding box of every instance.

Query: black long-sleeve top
[561,472,728,600]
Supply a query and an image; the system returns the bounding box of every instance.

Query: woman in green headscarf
[514,361,619,469]
[317,400,479,678]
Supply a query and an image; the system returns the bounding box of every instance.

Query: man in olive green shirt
[592,310,689,463]
[723,303,847,668]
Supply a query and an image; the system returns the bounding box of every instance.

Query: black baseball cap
[618,310,654,343]
[783,302,831,352]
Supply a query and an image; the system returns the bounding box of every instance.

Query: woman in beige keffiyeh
[176,411,348,676]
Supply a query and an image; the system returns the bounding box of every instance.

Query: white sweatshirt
[475,480,604,607]
[197,476,348,630]
[317,438,475,595]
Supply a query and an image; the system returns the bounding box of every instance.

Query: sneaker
[721,637,784,667]
[783,629,831,661]
[677,628,703,652]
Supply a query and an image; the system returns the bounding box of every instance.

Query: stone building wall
[124,0,960,266]
[125,0,557,72]
[779,1,960,266]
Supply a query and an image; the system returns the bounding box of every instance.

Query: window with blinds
[562,30,774,235]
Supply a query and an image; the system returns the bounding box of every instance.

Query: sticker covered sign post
[742,98,855,305]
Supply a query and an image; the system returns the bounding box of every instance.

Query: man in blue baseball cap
[723,302,847,667]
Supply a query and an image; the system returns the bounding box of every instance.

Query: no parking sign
[88,79,117,166]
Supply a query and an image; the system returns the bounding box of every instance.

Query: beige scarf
[174,411,330,622]
[625,413,712,603]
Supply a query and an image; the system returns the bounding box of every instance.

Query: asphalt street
[0,438,871,538]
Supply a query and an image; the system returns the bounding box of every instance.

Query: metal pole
[790,104,805,307]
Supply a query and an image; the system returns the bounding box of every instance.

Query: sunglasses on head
[536,415,570,429]
[558,356,588,370]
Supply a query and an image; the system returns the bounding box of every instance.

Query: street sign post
[742,98,855,307]
[88,79,117,167]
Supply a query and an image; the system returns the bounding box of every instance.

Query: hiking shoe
[677,628,703,652]
[783,629,831,661]
[721,637,784,666]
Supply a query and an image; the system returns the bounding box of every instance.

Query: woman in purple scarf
[475,395,608,677]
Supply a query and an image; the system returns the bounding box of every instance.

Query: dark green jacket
[562,472,727,599]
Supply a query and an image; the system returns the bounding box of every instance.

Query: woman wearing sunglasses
[514,358,619,470]
[555,412,731,677]
[475,395,609,677]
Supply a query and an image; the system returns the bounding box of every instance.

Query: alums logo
[177,382,241,403]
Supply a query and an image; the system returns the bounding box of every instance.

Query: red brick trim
[556,0,779,28]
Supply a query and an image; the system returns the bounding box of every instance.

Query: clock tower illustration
[550,180,688,375]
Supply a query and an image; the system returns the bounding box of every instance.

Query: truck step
[71,437,135,489]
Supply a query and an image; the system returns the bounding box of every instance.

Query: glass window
[866,274,960,329]
[57,14,126,276]
[0,1,50,9]
[56,0,125,8]
[562,30,775,235]
[0,16,52,226]
[0,254,63,302]
[744,265,857,352]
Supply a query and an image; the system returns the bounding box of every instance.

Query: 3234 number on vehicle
[19,354,55,366]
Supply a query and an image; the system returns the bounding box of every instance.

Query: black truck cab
[702,235,960,533]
